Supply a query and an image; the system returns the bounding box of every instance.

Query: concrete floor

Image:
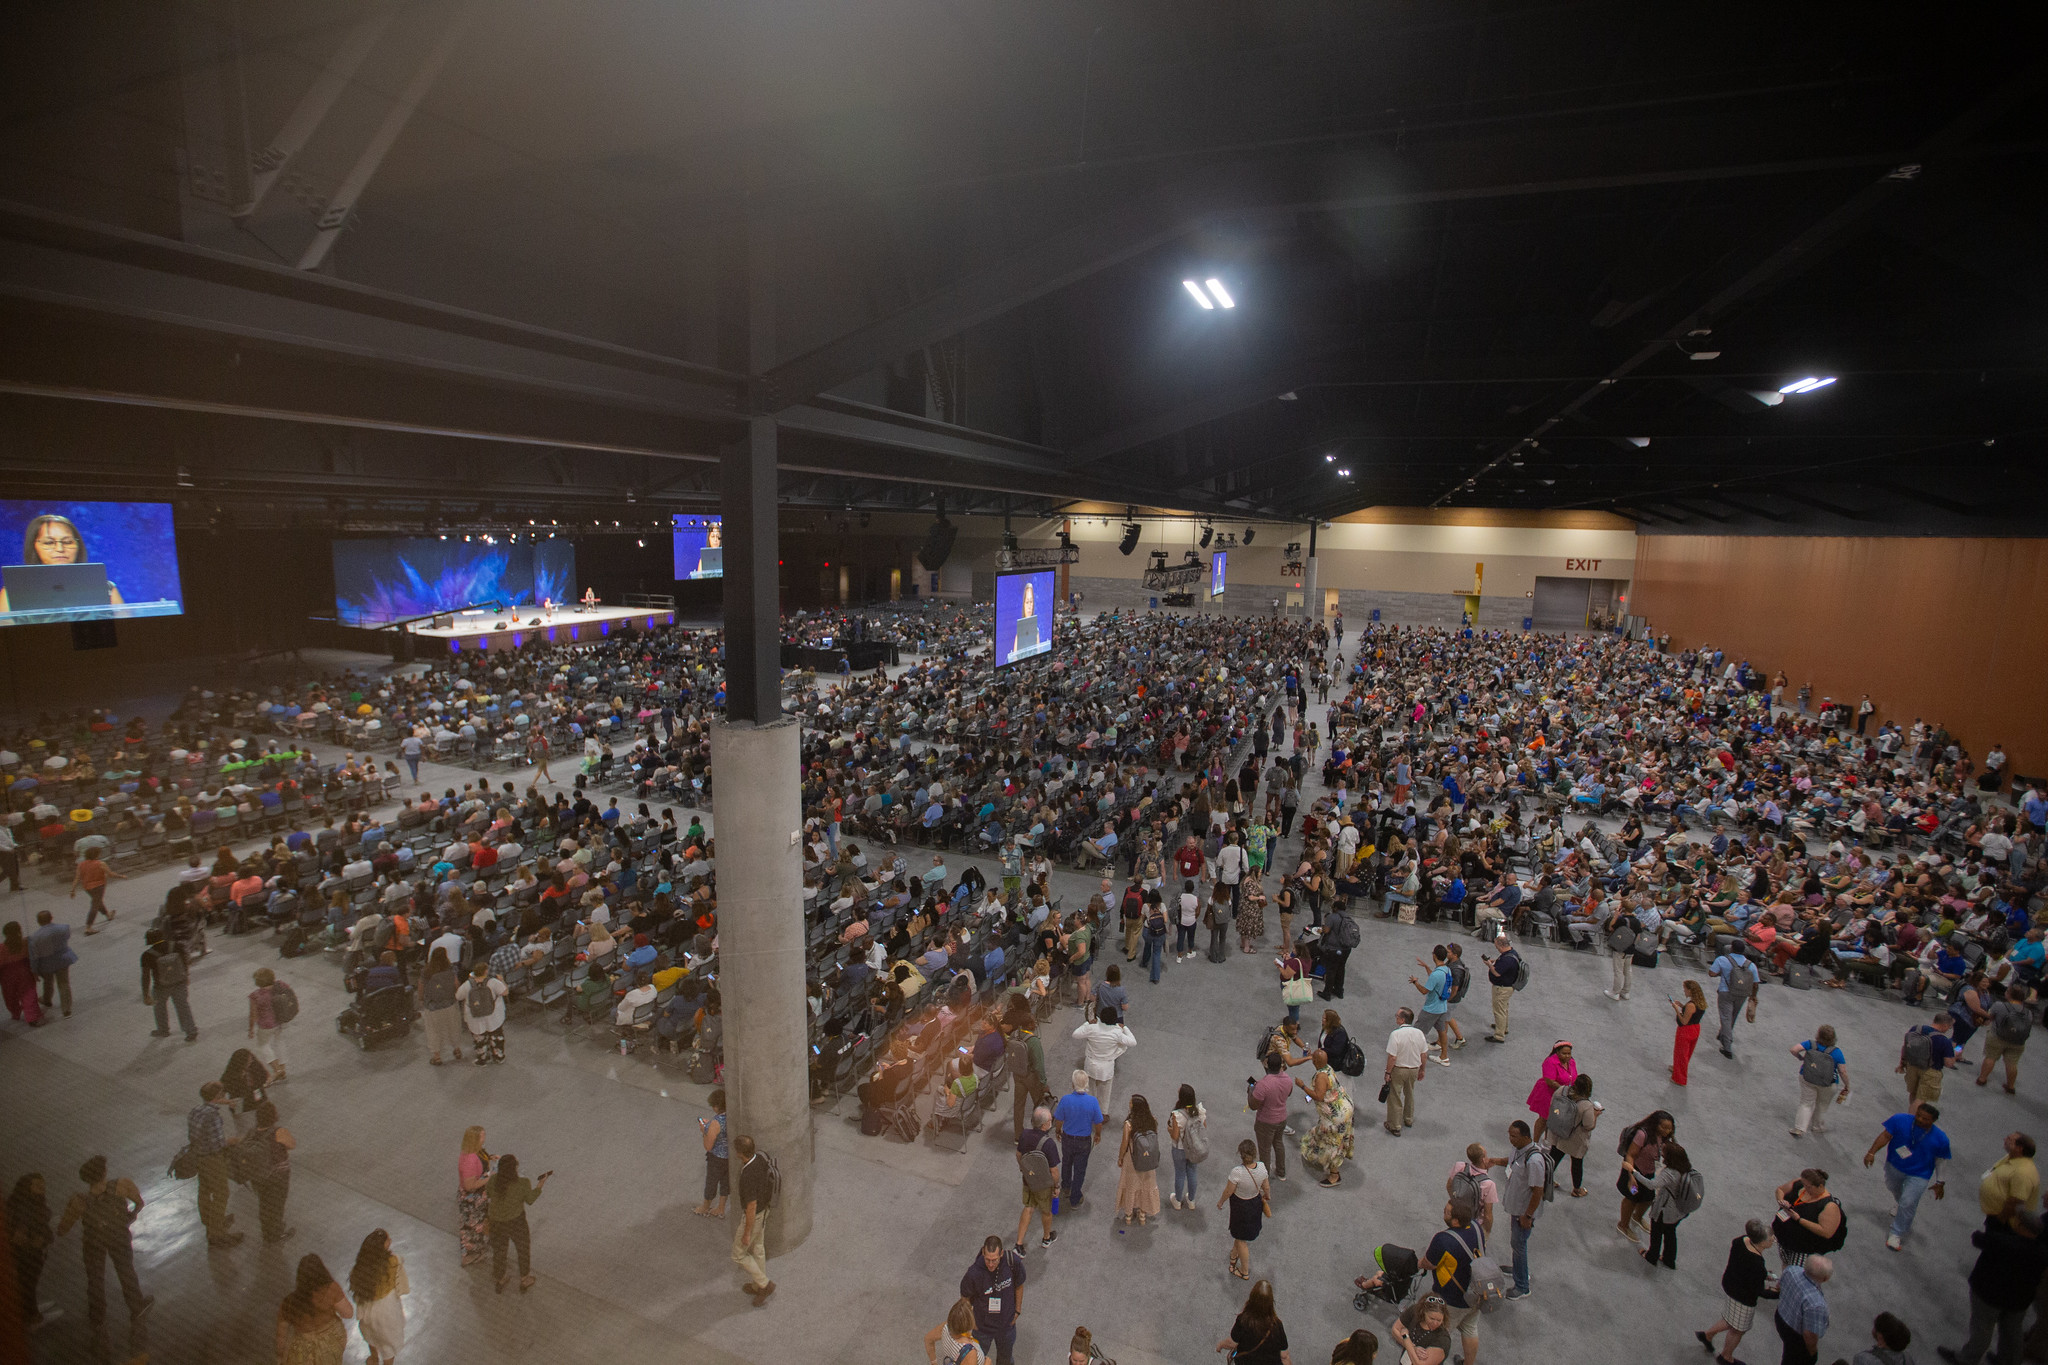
[3,635,2024,1365]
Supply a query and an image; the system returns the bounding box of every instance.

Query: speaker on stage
[528,616,543,627]
[431,614,452,629]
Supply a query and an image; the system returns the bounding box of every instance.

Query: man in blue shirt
[1051,1071,1106,1207]
[1863,1103,1952,1250]
[1709,949,1761,1058]
[1410,946,1454,1065]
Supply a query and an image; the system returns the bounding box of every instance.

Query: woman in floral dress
[1296,1051,1355,1187]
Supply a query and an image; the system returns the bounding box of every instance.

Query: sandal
[519,1275,536,1292]
[1319,1176,1342,1187]
[1570,1188,1588,1198]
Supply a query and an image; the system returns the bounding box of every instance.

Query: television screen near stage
[673,516,723,580]
[0,499,185,627]
[994,569,1055,667]
[332,538,576,625]
[1210,550,1228,598]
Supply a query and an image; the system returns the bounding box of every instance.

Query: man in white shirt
[1217,834,1247,908]
[1071,1006,1136,1104]
[429,921,466,970]
[1384,1007,1429,1135]
[615,980,657,1051]
[455,963,509,1065]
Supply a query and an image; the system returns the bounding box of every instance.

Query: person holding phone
[486,1154,549,1293]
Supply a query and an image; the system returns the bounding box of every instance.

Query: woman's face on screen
[1020,582,1034,617]
[31,519,81,563]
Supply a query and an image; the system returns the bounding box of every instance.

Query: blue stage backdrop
[0,499,185,625]
[333,538,576,625]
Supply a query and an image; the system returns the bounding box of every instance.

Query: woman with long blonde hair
[348,1228,409,1364]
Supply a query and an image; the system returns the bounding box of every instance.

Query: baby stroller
[336,985,418,1051]
[1352,1244,1422,1314]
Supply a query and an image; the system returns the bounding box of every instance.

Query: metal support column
[1304,520,1321,618]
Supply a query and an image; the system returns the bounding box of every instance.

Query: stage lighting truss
[996,544,1081,571]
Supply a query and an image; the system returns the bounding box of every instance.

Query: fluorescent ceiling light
[1778,376,1836,394]
[1336,468,1352,476]
[1182,279,1214,309]
[1625,437,1651,448]
[1746,390,1786,407]
[1689,350,1721,360]
[1203,278,1235,309]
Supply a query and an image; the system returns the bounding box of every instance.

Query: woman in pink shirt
[1527,1041,1578,1140]
[457,1126,493,1266]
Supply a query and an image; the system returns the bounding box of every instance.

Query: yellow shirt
[651,966,688,991]
[1979,1154,2040,1218]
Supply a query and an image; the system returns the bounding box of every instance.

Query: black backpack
[1447,961,1471,1004]
[1339,1039,1368,1077]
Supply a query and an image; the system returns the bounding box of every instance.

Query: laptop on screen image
[3,562,110,614]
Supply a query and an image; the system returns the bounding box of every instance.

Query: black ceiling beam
[1702,492,1794,522]
[1771,489,1875,522]
[1856,477,1983,517]
[1423,66,2048,506]
[756,116,1965,413]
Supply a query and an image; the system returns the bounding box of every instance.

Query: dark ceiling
[1,1,2043,533]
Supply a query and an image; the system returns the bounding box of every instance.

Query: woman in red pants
[0,921,43,1025]
[1668,979,1706,1085]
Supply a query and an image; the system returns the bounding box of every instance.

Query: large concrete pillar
[1303,555,1320,618]
[711,714,813,1253]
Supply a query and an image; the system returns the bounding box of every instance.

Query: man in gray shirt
[1496,1119,1544,1299]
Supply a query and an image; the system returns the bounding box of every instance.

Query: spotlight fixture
[1148,550,1168,570]
[1625,437,1651,448]
[1276,391,1298,402]
[1778,376,1837,394]
[1198,522,1214,549]
[1203,278,1235,309]
[175,466,194,488]
[1336,467,1352,477]
[1182,278,1235,310]
[1324,453,1335,463]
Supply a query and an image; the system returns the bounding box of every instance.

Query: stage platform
[403,604,677,653]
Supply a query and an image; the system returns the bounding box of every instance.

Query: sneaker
[1451,1036,1467,1050]
[1485,1034,1507,1043]
[1504,1288,1530,1300]
[1041,1229,1058,1247]
[1603,990,1620,1001]
[1434,1055,1452,1066]
[1886,1232,1903,1251]
[149,1029,171,1038]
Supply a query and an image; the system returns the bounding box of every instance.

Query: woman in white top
[348,1228,409,1364]
[923,1298,986,1365]
[1166,1084,1209,1210]
[1216,1139,1273,1281]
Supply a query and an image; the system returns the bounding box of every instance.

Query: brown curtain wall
[1630,535,2048,783]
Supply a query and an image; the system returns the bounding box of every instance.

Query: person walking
[1498,1120,1543,1299]
[400,731,425,784]
[1114,1095,1163,1227]
[1542,1075,1600,1199]
[1526,1042,1577,1141]
[694,1088,730,1219]
[1976,985,2033,1094]
[1697,1218,1775,1365]
[1709,946,1761,1058]
[1248,1054,1293,1181]
[1900,1012,1958,1106]
[418,947,464,1065]
[187,1079,244,1248]
[348,1228,410,1365]
[959,1236,1025,1365]
[7,1172,54,1329]
[1297,1049,1355,1187]
[1483,936,1519,1043]
[140,928,197,1041]
[247,1098,297,1243]
[1978,1132,2039,1231]
[1,920,42,1026]
[274,1254,352,1365]
[1771,1168,1847,1269]
[1938,1211,2048,1365]
[1383,1008,1428,1136]
[1072,1006,1136,1105]
[1602,902,1641,1001]
[1140,892,1169,985]
[1166,1085,1209,1211]
[733,1135,777,1306]
[29,909,75,1018]
[1052,1071,1106,1208]
[1408,947,1455,1066]
[456,1126,493,1266]
[249,967,292,1083]
[487,1154,549,1293]
[1217,1140,1273,1281]
[1668,980,1706,1085]
[1640,1141,1701,1270]
[54,1155,152,1356]
[1863,1103,1951,1251]
[1215,1278,1289,1365]
[1773,1256,1833,1365]
[1015,1105,1062,1253]
[456,961,509,1065]
[924,1298,987,1365]
[1616,1110,1676,1241]
[1174,879,1201,961]
[1789,1026,1851,1137]
[71,847,127,934]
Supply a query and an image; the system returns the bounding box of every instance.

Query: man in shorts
[1979,985,2033,1094]
[1013,1105,1062,1256]
[1410,945,1455,1065]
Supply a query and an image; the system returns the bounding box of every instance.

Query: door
[1531,576,1591,631]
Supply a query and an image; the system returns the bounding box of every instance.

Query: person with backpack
[1409,946,1456,1066]
[1543,1076,1600,1199]
[1977,984,2033,1094]
[1166,1084,1208,1211]
[247,967,296,1084]
[1437,944,1472,1051]
[1497,1120,1545,1300]
[54,1155,152,1356]
[1002,1014,1050,1137]
[1616,1110,1676,1242]
[1640,1141,1703,1269]
[1014,1105,1062,1254]
[1710,947,1763,1058]
[1482,935,1523,1043]
[1114,1095,1163,1226]
[1789,1025,1852,1137]
[1447,1144,1502,1236]
[1422,1195,1494,1365]
[1899,1012,1958,1107]
[1319,903,1359,999]
[456,962,510,1066]
[1602,903,1642,1001]
[140,929,197,1042]
[924,1297,988,1365]
[732,1135,776,1306]
[418,947,464,1065]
